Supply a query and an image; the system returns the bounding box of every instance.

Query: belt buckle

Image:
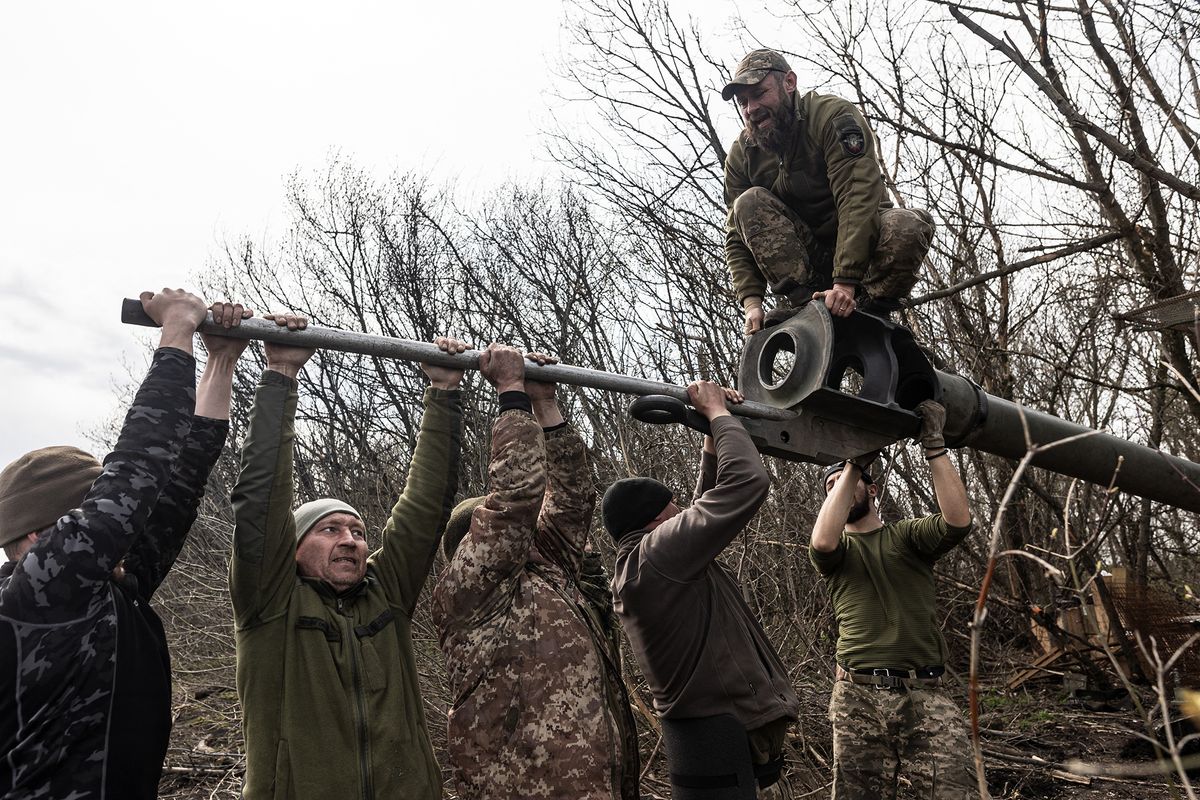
[871,668,896,690]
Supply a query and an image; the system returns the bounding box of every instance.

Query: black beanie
[602,477,674,539]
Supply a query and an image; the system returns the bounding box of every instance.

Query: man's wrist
[158,323,196,353]
[202,352,240,372]
[742,295,764,310]
[267,363,301,380]
[429,378,460,390]
[534,405,566,428]
[531,398,564,424]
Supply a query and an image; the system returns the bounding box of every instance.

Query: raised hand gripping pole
[120,298,794,423]
[122,297,1200,511]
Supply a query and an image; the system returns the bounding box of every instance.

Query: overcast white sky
[0,1,759,467]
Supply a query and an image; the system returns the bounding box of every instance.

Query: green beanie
[293,498,363,543]
[0,446,102,548]
[443,496,486,558]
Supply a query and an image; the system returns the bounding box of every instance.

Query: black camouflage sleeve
[0,347,197,622]
[123,415,228,600]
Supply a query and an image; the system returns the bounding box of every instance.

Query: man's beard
[746,98,797,153]
[846,494,871,524]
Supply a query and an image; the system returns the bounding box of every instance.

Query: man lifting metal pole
[121,298,1200,513]
[119,299,794,423]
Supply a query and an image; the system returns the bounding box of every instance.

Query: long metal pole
[121,299,795,423]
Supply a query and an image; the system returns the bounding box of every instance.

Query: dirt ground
[972,688,1190,800]
[157,677,1196,799]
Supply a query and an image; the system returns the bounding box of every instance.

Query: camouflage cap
[721,48,792,101]
[0,446,102,548]
[821,461,874,494]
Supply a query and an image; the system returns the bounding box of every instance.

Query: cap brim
[721,69,774,101]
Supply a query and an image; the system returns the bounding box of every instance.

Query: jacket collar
[794,89,809,121]
[301,573,371,601]
[616,528,649,558]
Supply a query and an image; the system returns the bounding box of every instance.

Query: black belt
[839,664,944,690]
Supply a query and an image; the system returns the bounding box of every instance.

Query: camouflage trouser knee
[862,208,935,302]
[828,680,982,800]
[732,188,935,303]
[731,187,817,298]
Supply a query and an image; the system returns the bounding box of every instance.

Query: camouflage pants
[731,187,934,304]
[828,680,982,799]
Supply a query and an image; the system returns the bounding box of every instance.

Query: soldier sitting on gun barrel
[722,48,935,332]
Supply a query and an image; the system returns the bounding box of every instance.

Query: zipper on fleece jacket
[339,598,374,800]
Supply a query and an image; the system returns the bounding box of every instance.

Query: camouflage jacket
[432,414,640,800]
[724,89,888,301]
[230,372,462,800]
[0,347,226,799]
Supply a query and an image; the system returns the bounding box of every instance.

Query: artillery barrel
[939,372,1200,513]
[120,299,794,423]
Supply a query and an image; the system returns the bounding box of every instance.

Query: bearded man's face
[824,470,875,524]
[737,74,796,152]
[846,492,872,524]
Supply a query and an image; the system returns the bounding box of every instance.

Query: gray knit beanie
[293,498,363,543]
[0,446,102,547]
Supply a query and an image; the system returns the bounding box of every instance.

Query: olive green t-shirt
[809,515,972,670]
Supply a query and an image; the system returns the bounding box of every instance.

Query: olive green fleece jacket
[724,89,889,302]
[230,369,462,800]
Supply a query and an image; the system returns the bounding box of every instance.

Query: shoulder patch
[831,113,867,158]
[839,125,866,157]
